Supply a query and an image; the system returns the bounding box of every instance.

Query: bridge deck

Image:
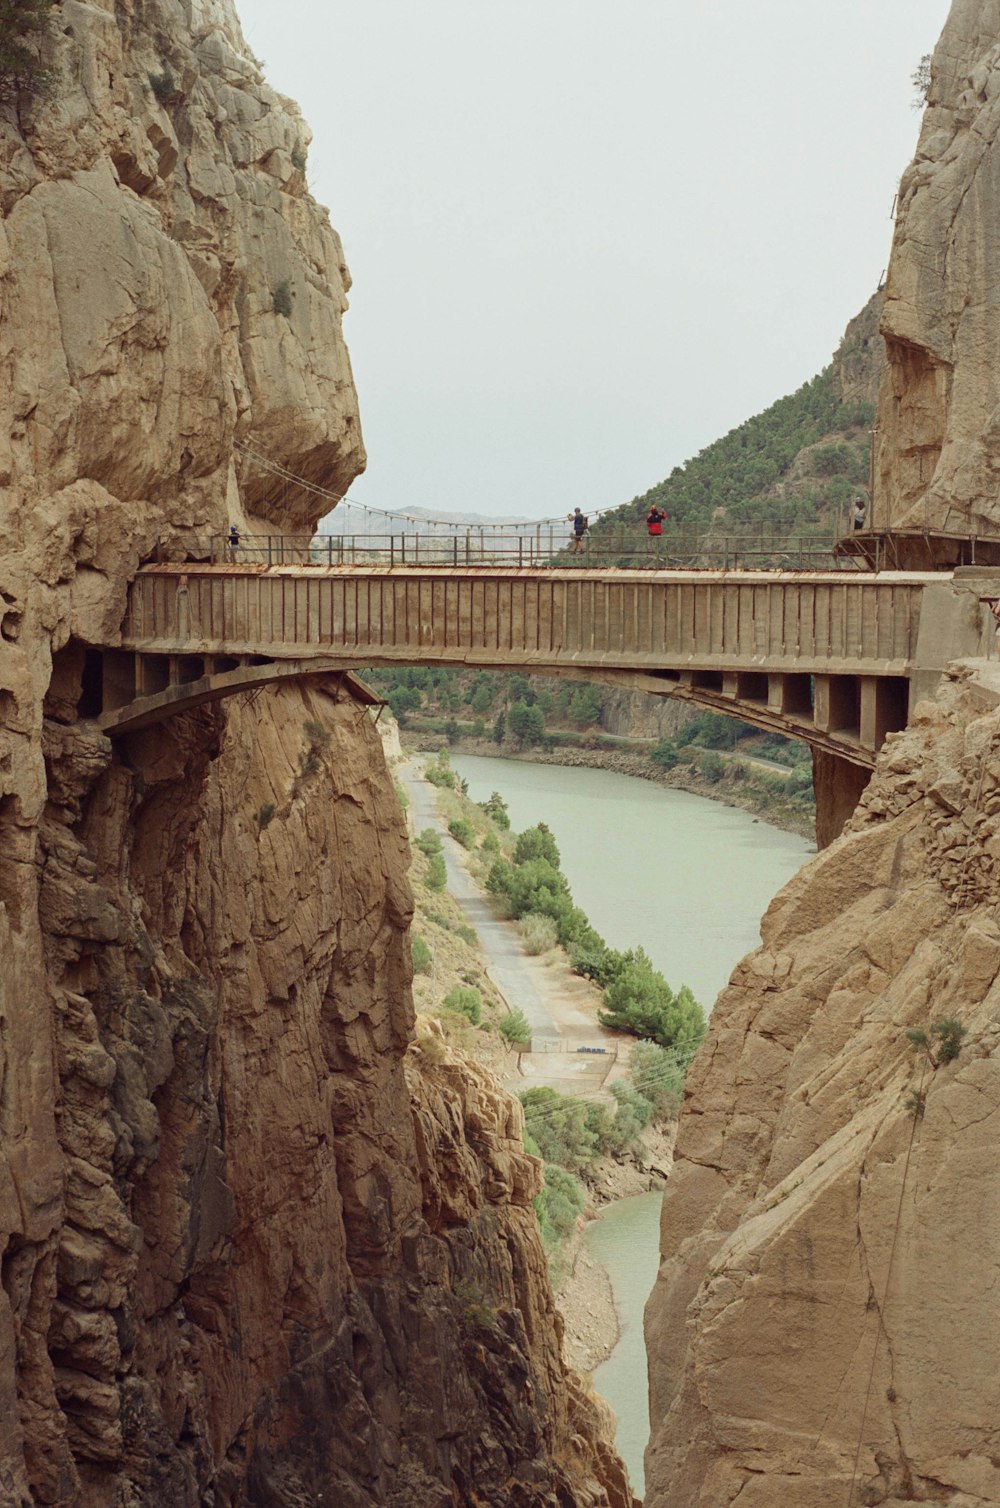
[123,564,941,676]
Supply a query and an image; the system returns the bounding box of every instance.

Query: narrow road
[398,759,618,1095]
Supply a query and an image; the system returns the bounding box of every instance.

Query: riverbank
[402,729,816,839]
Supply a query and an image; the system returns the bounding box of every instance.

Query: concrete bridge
[87,560,996,839]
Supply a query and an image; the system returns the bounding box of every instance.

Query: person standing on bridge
[646,505,667,536]
[567,508,588,553]
[852,497,868,531]
[228,522,240,563]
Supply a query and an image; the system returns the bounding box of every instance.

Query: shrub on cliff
[519,1087,600,1170]
[442,985,482,1025]
[533,1163,585,1248]
[0,0,55,96]
[425,854,447,891]
[415,827,442,856]
[411,935,432,974]
[629,1040,685,1118]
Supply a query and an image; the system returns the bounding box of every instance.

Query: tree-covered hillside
[599,293,882,540]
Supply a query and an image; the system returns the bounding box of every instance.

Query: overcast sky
[238,0,951,523]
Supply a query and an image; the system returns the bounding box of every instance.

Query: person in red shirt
[646,506,667,536]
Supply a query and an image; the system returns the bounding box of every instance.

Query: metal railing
[204,528,850,573]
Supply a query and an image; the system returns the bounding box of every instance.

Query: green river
[450,755,813,1496]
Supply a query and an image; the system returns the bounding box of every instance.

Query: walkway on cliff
[398,759,618,1096]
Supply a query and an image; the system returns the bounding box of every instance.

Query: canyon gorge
[3,0,1000,1505]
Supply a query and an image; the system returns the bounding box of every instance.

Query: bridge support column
[812,748,871,849]
[860,676,908,754]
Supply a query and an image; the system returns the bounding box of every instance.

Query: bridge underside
[84,651,382,736]
[85,642,901,773]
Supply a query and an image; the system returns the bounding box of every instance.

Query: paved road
[398,759,617,1094]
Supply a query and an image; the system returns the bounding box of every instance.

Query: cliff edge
[0,1,630,1502]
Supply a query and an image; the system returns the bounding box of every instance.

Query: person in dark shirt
[646,506,667,536]
[567,508,588,553]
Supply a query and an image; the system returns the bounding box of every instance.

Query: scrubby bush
[425,854,447,891]
[415,827,442,856]
[696,750,726,783]
[598,949,706,1052]
[411,935,432,975]
[629,1040,685,1118]
[520,1087,599,1170]
[448,818,476,849]
[272,279,293,317]
[650,739,678,769]
[480,791,511,829]
[533,1163,585,1248]
[499,1008,532,1051]
[442,985,482,1025]
[513,823,560,868]
[425,762,457,790]
[519,912,559,955]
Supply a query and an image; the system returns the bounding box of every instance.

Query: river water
[450,755,813,1007]
[450,754,813,1496]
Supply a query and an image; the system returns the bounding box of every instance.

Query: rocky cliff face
[0,2,629,1503]
[876,0,1000,536]
[644,664,1000,1506]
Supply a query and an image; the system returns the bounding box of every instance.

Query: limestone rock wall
[875,0,1000,535]
[0,0,630,1501]
[644,665,1000,1506]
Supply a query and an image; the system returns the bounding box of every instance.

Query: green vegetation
[598,949,705,1051]
[521,1040,686,1259]
[447,818,476,849]
[290,147,307,171]
[255,802,276,829]
[487,821,705,1053]
[442,984,482,1025]
[148,66,175,103]
[911,53,932,110]
[596,366,873,539]
[411,935,432,975]
[906,1019,967,1066]
[519,912,559,954]
[0,0,55,95]
[480,791,511,829]
[499,1007,532,1052]
[415,827,442,857]
[425,853,447,891]
[272,279,293,317]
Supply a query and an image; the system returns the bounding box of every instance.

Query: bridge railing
[208,529,844,572]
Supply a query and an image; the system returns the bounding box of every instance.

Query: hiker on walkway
[567,508,588,553]
[852,497,868,531]
[646,505,667,537]
[228,522,240,562]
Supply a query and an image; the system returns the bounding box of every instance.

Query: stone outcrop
[876,0,1000,537]
[0,0,630,1501]
[644,665,1000,1506]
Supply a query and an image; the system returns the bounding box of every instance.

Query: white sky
[237,0,952,522]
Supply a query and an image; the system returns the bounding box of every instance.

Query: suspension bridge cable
[234,440,630,532]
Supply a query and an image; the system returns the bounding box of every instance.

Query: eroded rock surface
[876,0,1000,535]
[645,666,1000,1506]
[0,0,630,1501]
